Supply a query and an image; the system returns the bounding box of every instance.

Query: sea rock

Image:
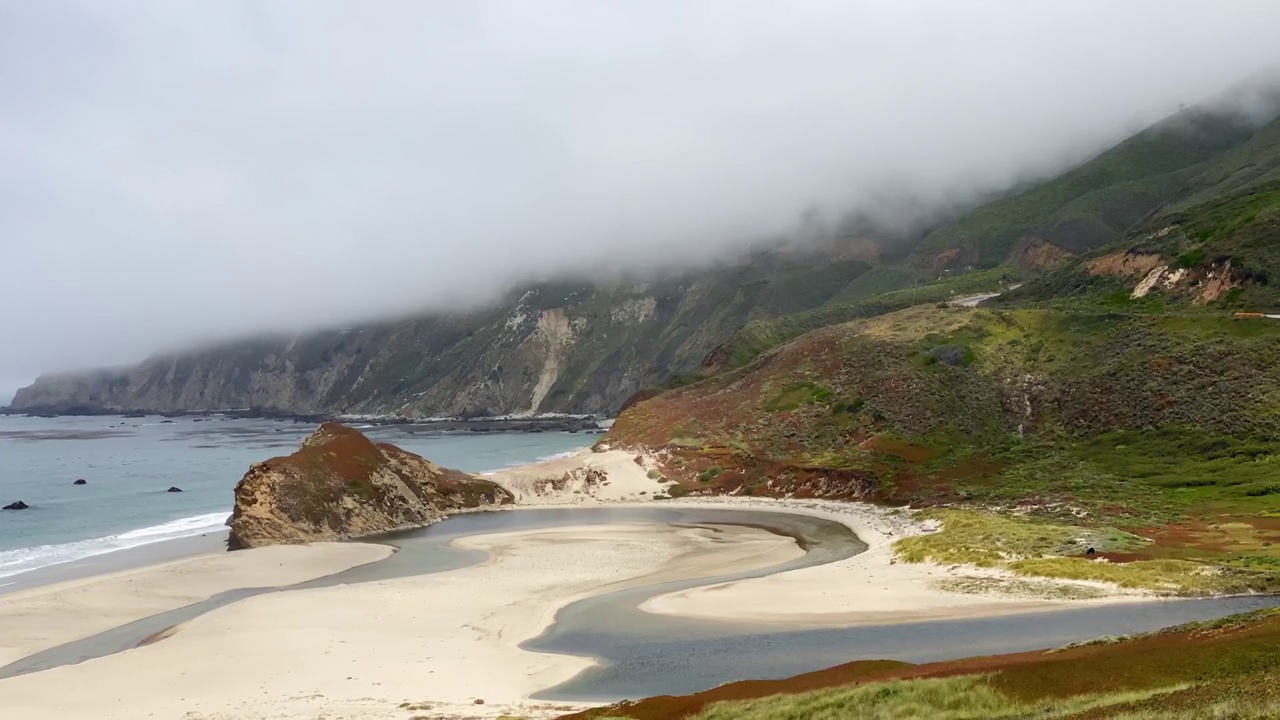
[226,422,514,550]
[3,501,30,510]
[73,478,87,485]
[167,486,183,493]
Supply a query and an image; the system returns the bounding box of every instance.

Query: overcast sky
[2,1,1279,401]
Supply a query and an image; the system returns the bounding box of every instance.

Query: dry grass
[934,576,1109,600]
[1007,557,1214,593]
[893,510,1136,567]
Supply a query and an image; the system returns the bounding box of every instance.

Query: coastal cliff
[226,423,513,549]
[9,250,880,418]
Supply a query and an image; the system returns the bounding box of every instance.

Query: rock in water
[167,486,183,493]
[226,422,514,550]
[73,478,87,485]
[3,501,30,510]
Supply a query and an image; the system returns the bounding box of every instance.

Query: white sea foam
[0,512,229,580]
[478,449,581,476]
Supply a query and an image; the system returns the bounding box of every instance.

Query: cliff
[226,422,513,549]
[10,251,880,418]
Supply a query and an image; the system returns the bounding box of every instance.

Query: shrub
[1176,248,1207,268]
[698,466,724,482]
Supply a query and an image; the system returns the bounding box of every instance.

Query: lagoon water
[0,414,590,581]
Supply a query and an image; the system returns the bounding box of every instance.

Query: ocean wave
[478,449,581,476]
[535,449,580,463]
[0,512,230,580]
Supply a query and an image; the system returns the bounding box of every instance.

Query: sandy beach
[0,542,391,667]
[638,497,1150,627]
[0,450,1151,719]
[0,520,799,719]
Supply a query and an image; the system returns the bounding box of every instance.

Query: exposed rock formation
[3,501,29,510]
[227,423,513,549]
[1008,237,1072,270]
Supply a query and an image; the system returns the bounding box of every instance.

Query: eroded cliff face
[12,255,877,417]
[226,423,512,549]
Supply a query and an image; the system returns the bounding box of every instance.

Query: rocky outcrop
[1008,237,1072,270]
[3,501,29,510]
[1086,251,1164,278]
[226,423,513,549]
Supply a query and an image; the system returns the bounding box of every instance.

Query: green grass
[690,675,1182,720]
[697,466,724,482]
[1007,557,1211,593]
[763,382,832,411]
[893,509,1280,595]
[934,576,1110,600]
[894,510,1108,567]
[720,268,1022,368]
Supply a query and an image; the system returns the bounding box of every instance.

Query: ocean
[0,414,590,581]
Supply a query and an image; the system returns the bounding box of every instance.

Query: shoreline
[0,542,392,668]
[0,408,606,434]
[636,497,1156,628]
[0,531,229,597]
[0,448,1249,718]
[0,518,803,719]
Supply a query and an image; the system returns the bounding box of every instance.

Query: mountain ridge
[13,85,1280,418]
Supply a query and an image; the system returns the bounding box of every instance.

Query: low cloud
[2,1,1279,389]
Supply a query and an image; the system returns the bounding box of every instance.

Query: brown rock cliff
[227,423,513,549]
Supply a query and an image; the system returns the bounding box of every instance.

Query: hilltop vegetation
[1009,117,1280,311]
[911,109,1260,269]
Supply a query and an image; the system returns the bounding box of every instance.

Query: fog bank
[2,1,1279,390]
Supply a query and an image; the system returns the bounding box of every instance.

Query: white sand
[489,446,673,503]
[640,497,1150,626]
[0,542,392,666]
[0,521,800,720]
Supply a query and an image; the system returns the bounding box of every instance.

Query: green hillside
[611,305,1280,588]
[1007,115,1280,310]
[912,109,1260,269]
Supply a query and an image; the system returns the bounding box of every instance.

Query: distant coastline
[0,406,607,434]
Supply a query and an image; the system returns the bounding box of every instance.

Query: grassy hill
[911,109,1267,270]
[610,305,1280,588]
[1006,115,1280,311]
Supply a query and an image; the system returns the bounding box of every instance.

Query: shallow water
[534,594,1280,700]
[0,414,589,578]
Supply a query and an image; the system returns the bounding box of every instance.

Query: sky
[2,1,1280,401]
